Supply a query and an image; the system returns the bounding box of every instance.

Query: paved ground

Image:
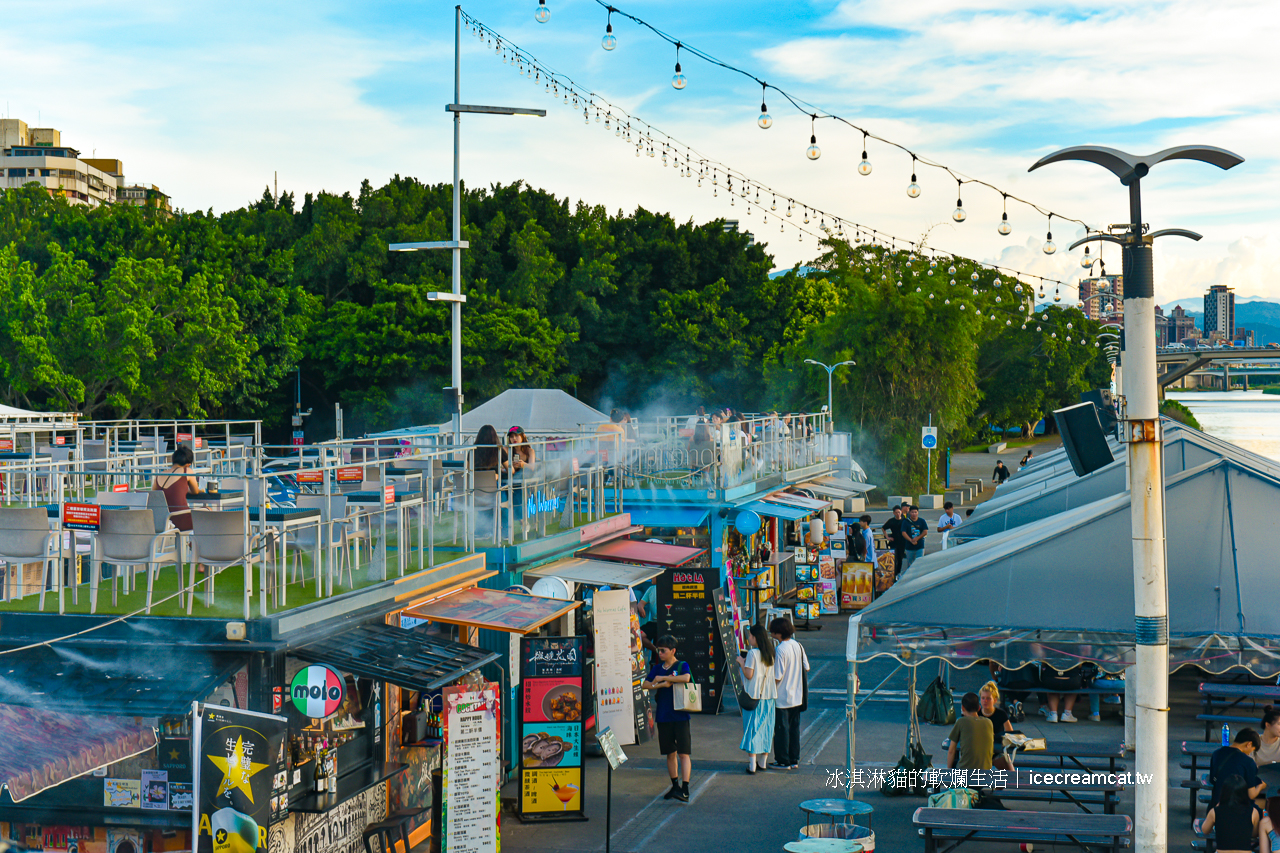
[489,609,1212,853]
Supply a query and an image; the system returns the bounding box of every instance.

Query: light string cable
[464,11,1105,307]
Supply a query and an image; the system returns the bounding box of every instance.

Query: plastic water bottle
[1222,724,1231,746]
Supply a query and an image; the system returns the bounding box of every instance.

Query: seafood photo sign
[517,637,587,822]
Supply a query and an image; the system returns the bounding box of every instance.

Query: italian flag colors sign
[289,665,344,718]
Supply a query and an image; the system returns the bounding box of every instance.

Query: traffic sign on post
[921,427,938,449]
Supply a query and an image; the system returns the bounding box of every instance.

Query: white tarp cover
[857,457,1280,676]
[442,389,609,435]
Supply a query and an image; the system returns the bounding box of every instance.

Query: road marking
[806,712,845,765]
[621,772,720,852]
[800,708,833,739]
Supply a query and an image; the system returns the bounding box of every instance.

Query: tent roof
[0,404,78,425]
[446,389,609,434]
[857,457,1280,674]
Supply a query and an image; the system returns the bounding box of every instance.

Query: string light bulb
[1043,214,1056,255]
[948,265,957,276]
[671,43,687,89]
[999,194,1012,236]
[952,179,966,222]
[1081,244,1093,269]
[858,131,872,176]
[907,155,921,198]
[535,0,550,23]
[758,84,772,129]
[806,115,821,160]
[601,8,616,50]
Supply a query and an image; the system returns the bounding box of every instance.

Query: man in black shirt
[992,460,1010,485]
[1209,728,1265,809]
[901,506,928,571]
[881,506,908,578]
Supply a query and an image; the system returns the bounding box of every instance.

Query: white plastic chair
[294,494,352,592]
[94,509,181,613]
[0,507,57,606]
[189,509,265,619]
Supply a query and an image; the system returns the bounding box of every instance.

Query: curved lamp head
[1029,145,1244,186]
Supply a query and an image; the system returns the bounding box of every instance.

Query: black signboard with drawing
[193,705,288,853]
[655,567,725,714]
[712,587,748,714]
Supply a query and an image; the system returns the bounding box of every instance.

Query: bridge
[1156,347,1280,389]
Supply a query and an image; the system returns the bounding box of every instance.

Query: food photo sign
[517,637,587,822]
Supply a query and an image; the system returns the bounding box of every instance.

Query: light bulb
[907,173,921,198]
[1043,231,1056,255]
[1006,319,1012,325]
[929,259,938,268]
[804,210,810,224]
[1022,324,1027,330]
[947,265,957,276]
[672,63,687,90]
[993,278,1002,287]
[806,135,821,160]
[1081,246,1093,269]
[929,293,935,299]
[953,201,966,222]
[865,267,871,274]
[1014,283,1024,294]
[602,24,616,50]
[758,103,772,130]
[945,299,951,304]
[915,286,921,292]
[771,199,776,211]
[949,279,956,286]
[858,152,872,176]
[535,0,550,23]
[971,271,979,282]
[996,296,1002,303]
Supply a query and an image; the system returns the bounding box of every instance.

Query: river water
[1165,391,1280,462]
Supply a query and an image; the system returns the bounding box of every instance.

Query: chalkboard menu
[655,568,725,714]
[517,637,588,823]
[712,588,747,714]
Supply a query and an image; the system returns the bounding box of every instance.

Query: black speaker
[1080,388,1118,432]
[1054,402,1115,477]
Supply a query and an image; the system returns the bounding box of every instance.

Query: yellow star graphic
[208,736,268,803]
[169,748,181,761]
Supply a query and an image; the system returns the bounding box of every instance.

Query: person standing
[937,502,963,549]
[770,618,810,770]
[858,515,876,567]
[643,636,693,801]
[992,460,1011,485]
[881,505,908,578]
[737,624,777,774]
[901,506,928,571]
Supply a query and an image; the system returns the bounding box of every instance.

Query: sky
[1,0,1277,304]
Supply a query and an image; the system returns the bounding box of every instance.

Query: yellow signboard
[520,768,581,814]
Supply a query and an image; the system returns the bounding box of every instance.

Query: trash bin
[798,824,875,850]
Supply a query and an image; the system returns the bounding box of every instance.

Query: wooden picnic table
[914,807,1131,853]
[997,768,1124,815]
[1031,743,1128,774]
[1198,682,1280,741]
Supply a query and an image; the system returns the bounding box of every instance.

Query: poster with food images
[442,682,501,853]
[591,588,636,745]
[518,636,586,822]
[521,723,581,768]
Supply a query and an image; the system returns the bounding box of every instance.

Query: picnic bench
[1180,741,1218,822]
[1025,743,1128,774]
[994,768,1123,815]
[1198,683,1280,741]
[914,807,1132,853]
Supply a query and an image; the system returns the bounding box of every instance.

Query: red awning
[0,704,157,802]
[578,539,706,568]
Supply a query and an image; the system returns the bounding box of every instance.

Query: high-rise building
[1168,305,1198,345]
[1204,285,1235,338]
[1078,275,1124,324]
[1,118,169,211]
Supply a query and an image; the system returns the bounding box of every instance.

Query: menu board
[592,589,636,745]
[193,705,288,853]
[518,637,587,822]
[818,552,839,615]
[655,567,724,714]
[443,682,501,853]
[712,588,748,713]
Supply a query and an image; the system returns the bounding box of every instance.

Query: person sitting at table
[948,692,994,773]
[152,445,202,532]
[473,425,508,473]
[1203,774,1275,853]
[506,426,536,473]
[1257,706,1280,766]
[979,681,1015,769]
[1209,728,1266,810]
[1037,662,1082,724]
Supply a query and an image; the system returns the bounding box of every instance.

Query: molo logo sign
[289,664,344,718]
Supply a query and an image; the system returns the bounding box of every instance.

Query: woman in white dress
[737,623,778,774]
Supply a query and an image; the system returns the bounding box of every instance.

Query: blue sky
[2,0,1276,301]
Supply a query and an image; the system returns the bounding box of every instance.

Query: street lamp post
[804,359,856,430]
[1030,144,1243,853]
[389,6,545,443]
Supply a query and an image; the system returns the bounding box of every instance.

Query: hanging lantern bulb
[929,292,935,299]
[907,155,921,198]
[995,295,1002,303]
[948,265,957,276]
[836,220,845,237]
[916,286,922,292]
[1043,214,1057,254]
[1081,243,1093,268]
[535,0,551,23]
[945,299,951,305]
[858,131,872,175]
[952,179,966,222]
[1038,283,1045,299]
[993,277,1002,287]
[1021,323,1027,330]
[806,115,821,160]
[1014,283,1024,294]
[583,108,589,124]
[1042,313,1048,320]
[865,267,871,274]
[881,273,888,281]
[971,271,980,283]
[949,279,956,286]
[820,218,828,232]
[1052,332,1058,338]
[804,207,810,224]
[1066,322,1073,330]
[998,194,1012,236]
[1053,287,1062,302]
[1095,342,1101,347]
[771,196,777,211]
[1006,319,1012,325]
[786,202,792,217]
[601,13,616,50]
[671,43,687,89]
[1037,325,1042,332]
[758,84,772,129]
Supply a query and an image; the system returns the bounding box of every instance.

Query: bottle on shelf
[313,744,326,794]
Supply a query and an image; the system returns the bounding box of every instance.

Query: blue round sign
[734,510,762,536]
[923,435,937,449]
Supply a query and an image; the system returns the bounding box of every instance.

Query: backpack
[929,787,977,808]
[919,676,957,726]
[883,669,932,797]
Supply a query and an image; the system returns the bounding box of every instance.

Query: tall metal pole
[1122,178,1169,853]
[451,6,464,441]
[827,368,834,418]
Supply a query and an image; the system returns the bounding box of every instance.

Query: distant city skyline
[1,0,1275,301]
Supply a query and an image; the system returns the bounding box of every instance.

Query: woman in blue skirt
[737,623,777,774]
